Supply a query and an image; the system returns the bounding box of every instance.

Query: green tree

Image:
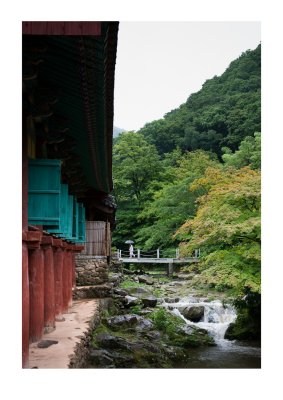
[175,166,261,294]
[222,132,261,169]
[139,45,261,156]
[136,150,220,252]
[112,131,163,247]
[113,131,162,204]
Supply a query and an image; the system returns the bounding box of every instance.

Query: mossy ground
[89,304,215,368]
[225,308,261,341]
[87,268,259,367]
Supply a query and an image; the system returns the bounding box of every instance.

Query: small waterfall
[163,297,237,344]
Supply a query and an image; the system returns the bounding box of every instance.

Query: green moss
[148,307,184,336]
[147,307,215,348]
[132,349,172,368]
[156,276,170,283]
[225,308,260,340]
[91,324,109,347]
[129,304,143,314]
[152,288,163,297]
[120,279,147,289]
[171,332,215,348]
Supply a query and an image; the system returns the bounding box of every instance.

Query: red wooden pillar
[53,239,64,318]
[72,249,76,289]
[62,242,68,313]
[41,236,55,333]
[69,245,79,307]
[27,231,44,343]
[22,122,29,367]
[22,234,29,368]
[62,242,71,312]
[68,245,74,308]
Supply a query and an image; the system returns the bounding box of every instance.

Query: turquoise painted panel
[66,194,74,240]
[28,159,61,227]
[48,184,74,240]
[72,198,79,241]
[76,203,86,243]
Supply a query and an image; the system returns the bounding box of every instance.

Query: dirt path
[29,299,99,369]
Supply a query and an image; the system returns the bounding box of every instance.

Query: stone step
[73,284,113,299]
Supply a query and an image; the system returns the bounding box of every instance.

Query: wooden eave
[22,22,119,200]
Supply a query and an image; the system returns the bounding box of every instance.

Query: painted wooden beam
[22,22,101,36]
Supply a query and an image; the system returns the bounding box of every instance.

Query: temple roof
[23,22,119,203]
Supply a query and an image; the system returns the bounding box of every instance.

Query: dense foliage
[139,45,261,156]
[175,166,261,293]
[112,45,261,297]
[222,131,261,169]
[136,151,220,253]
[112,131,163,246]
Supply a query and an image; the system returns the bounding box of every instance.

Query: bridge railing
[116,248,200,259]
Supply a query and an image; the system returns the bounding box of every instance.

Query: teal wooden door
[72,198,79,241]
[77,203,86,243]
[28,159,83,242]
[48,184,73,240]
[28,159,61,227]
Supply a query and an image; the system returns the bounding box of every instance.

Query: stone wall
[75,255,109,286]
[69,301,101,368]
[69,298,116,368]
[109,258,123,273]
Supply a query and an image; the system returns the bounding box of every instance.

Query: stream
[163,296,261,368]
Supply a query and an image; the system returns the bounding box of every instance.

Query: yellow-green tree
[175,166,261,294]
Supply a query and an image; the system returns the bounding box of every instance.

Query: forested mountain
[112,44,261,298]
[139,44,261,156]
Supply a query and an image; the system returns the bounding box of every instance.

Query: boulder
[174,305,186,313]
[110,352,136,368]
[109,273,123,286]
[164,297,180,303]
[181,306,204,322]
[224,318,261,341]
[88,349,114,367]
[73,284,112,299]
[138,309,153,316]
[181,325,208,335]
[95,333,130,350]
[141,295,158,308]
[165,288,178,294]
[105,314,139,330]
[135,317,154,332]
[138,275,154,285]
[134,269,145,275]
[123,268,135,275]
[144,331,162,340]
[168,282,183,287]
[114,288,128,296]
[126,287,152,298]
[37,340,58,348]
[124,295,140,307]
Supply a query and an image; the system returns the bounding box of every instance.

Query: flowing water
[163,296,261,368]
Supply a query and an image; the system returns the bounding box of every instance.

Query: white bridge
[116,248,200,276]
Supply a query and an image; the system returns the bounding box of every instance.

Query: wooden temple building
[22,21,119,368]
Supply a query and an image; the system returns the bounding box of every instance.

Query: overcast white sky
[114,21,261,131]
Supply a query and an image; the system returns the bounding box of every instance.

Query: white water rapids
[161,296,260,367]
[163,297,237,344]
